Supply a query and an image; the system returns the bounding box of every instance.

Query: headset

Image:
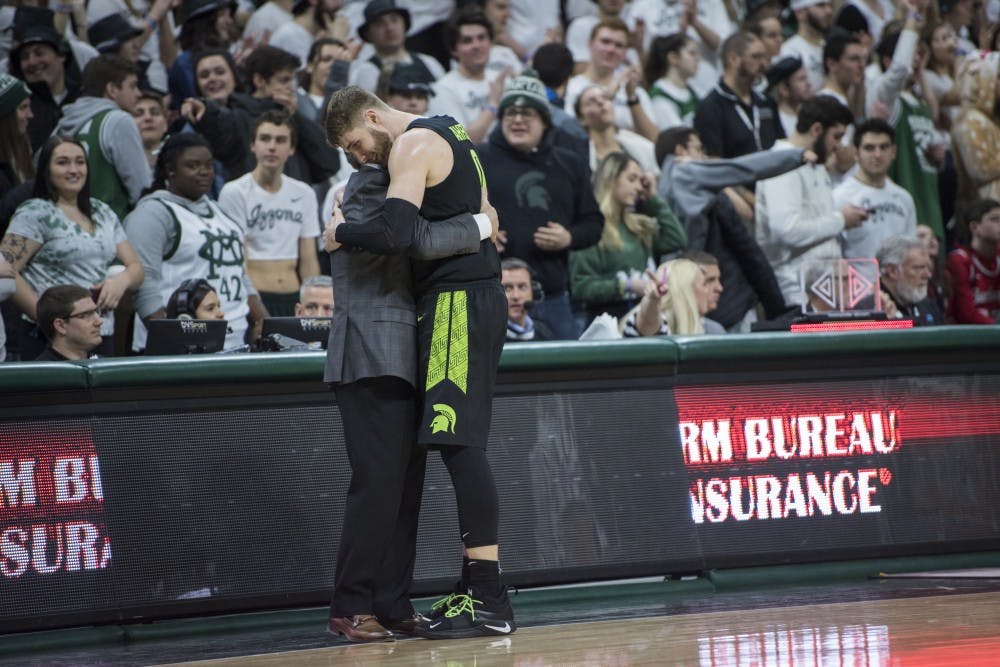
[166,279,215,319]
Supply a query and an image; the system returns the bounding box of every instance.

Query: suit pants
[330,376,427,620]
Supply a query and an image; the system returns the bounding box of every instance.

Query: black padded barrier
[0,327,999,632]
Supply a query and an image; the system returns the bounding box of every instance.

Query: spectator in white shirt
[765,56,812,138]
[627,0,735,96]
[505,0,561,58]
[428,8,512,144]
[218,110,321,316]
[242,0,293,47]
[347,0,444,93]
[745,9,785,62]
[833,118,917,259]
[780,0,834,94]
[644,33,701,130]
[817,33,867,117]
[756,96,868,305]
[476,0,530,63]
[564,18,659,141]
[565,0,630,68]
[269,0,350,68]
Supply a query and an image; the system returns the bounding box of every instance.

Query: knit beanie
[498,69,551,123]
[0,73,30,118]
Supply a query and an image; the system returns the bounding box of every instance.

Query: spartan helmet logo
[430,403,457,434]
[514,172,551,211]
[198,229,244,280]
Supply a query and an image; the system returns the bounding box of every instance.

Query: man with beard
[877,235,942,325]
[766,56,812,138]
[755,96,868,306]
[324,85,514,639]
[780,0,834,94]
[320,160,495,642]
[694,32,783,159]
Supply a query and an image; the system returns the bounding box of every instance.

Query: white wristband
[473,213,492,241]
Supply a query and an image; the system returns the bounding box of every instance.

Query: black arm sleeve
[336,196,481,259]
[337,197,417,255]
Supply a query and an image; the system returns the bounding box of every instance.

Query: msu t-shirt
[218,173,319,261]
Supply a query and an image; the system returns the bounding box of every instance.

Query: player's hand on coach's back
[324,207,345,252]
[480,188,499,242]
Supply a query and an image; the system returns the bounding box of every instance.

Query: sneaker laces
[443,594,482,620]
[430,592,460,613]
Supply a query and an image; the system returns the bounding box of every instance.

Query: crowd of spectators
[0,0,999,360]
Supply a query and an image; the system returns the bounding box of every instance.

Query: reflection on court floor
[160,590,1000,666]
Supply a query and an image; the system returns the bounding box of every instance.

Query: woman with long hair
[123,133,265,351]
[0,136,144,359]
[0,74,35,195]
[192,48,243,105]
[167,0,237,106]
[621,257,724,337]
[570,152,687,322]
[644,33,701,130]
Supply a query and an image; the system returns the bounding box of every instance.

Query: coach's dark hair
[37,284,91,341]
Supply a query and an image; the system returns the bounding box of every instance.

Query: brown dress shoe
[381,613,429,636]
[328,615,395,643]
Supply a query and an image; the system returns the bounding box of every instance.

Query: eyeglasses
[502,107,540,121]
[65,308,102,321]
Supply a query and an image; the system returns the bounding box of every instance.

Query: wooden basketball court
[159,590,1000,666]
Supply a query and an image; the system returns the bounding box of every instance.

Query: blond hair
[656,258,703,335]
[592,152,657,252]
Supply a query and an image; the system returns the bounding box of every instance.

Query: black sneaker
[414,588,516,639]
[424,579,466,622]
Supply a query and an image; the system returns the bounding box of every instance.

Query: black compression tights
[439,446,499,548]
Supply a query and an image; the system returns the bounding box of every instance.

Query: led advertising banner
[1,370,999,633]
[0,421,114,623]
[676,375,1000,563]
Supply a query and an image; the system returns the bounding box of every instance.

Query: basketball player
[324,86,513,639]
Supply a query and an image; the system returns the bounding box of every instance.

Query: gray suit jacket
[324,166,481,386]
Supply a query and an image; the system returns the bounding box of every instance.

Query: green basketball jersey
[888,92,943,238]
[76,109,130,220]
